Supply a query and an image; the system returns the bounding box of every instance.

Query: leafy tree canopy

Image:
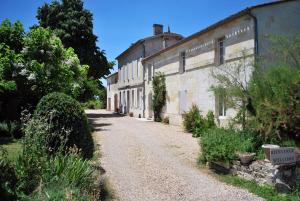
[0,19,24,53]
[37,0,112,81]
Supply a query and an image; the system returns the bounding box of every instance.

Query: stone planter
[237,152,256,165]
[262,144,280,161]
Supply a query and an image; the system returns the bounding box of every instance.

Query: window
[137,89,140,109]
[218,94,227,117]
[132,90,135,108]
[179,51,186,73]
[217,37,225,65]
[148,64,152,81]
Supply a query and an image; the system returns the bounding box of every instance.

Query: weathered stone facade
[107,0,300,125]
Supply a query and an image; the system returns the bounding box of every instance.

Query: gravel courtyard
[87,110,263,201]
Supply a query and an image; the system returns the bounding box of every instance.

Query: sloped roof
[115,32,183,60]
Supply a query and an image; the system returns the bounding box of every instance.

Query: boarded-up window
[179,90,188,114]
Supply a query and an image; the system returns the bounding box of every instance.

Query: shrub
[0,148,18,201]
[0,114,99,200]
[199,128,254,163]
[0,122,10,137]
[82,100,104,109]
[0,121,22,138]
[152,72,166,122]
[193,111,216,138]
[162,116,169,124]
[34,92,93,158]
[183,104,201,132]
[129,112,133,117]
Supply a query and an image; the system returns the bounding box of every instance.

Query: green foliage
[0,112,98,200]
[183,105,216,137]
[0,19,24,53]
[152,72,166,122]
[18,27,89,101]
[0,121,21,138]
[210,53,252,130]
[82,99,104,109]
[37,0,112,80]
[220,175,300,201]
[183,104,201,132]
[193,110,216,138]
[0,148,18,201]
[199,128,254,163]
[248,35,300,142]
[0,121,10,137]
[34,92,94,158]
[0,43,22,91]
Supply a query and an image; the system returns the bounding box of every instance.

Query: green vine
[152,72,166,122]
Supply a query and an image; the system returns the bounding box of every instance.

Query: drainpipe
[248,10,258,56]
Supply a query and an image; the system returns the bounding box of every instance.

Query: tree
[16,27,89,103]
[210,52,253,130]
[36,0,112,81]
[248,35,300,142]
[0,19,24,53]
[152,72,166,122]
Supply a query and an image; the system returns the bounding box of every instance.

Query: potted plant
[237,152,256,165]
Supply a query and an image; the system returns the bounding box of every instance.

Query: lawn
[0,138,22,161]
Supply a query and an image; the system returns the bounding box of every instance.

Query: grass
[0,138,22,160]
[217,174,300,201]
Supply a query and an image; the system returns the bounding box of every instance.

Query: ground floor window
[218,94,227,117]
[132,90,135,108]
[137,89,140,109]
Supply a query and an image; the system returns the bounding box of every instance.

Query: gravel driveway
[87,110,263,201]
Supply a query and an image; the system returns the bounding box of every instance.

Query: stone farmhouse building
[107,0,300,125]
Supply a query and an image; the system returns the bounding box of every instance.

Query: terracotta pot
[262,144,280,160]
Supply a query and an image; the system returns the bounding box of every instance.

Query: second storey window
[217,37,225,65]
[179,51,186,73]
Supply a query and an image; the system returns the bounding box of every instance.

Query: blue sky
[0,0,271,84]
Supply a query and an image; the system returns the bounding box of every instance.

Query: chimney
[153,24,163,35]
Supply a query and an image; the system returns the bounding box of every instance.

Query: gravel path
[87,110,263,201]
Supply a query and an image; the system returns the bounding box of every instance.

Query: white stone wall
[107,74,119,112]
[144,15,256,126]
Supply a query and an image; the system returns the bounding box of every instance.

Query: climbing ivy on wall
[152,72,166,122]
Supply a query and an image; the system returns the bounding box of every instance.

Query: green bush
[152,72,166,122]
[199,128,254,163]
[183,104,201,132]
[82,100,104,109]
[193,110,216,138]
[0,114,98,200]
[34,92,94,158]
[0,121,22,138]
[0,148,18,201]
[0,122,10,137]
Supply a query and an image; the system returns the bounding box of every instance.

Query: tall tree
[36,0,112,82]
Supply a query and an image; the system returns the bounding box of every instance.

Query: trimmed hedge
[34,92,93,158]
